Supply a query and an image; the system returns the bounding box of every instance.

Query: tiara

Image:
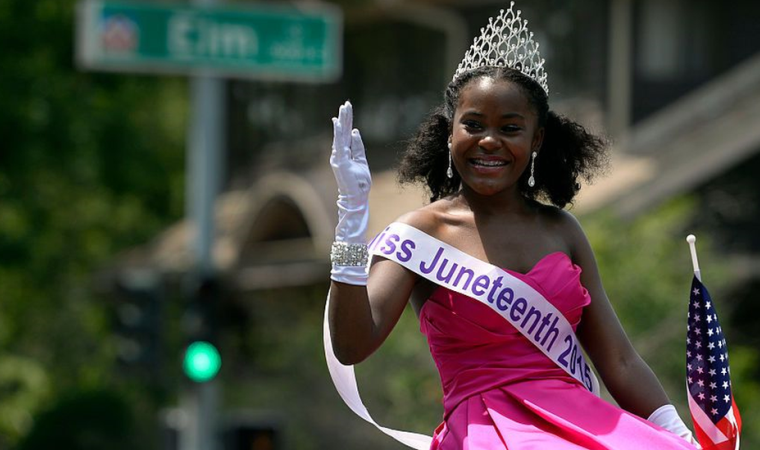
[452,2,549,95]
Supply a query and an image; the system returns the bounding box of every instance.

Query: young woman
[326,5,698,449]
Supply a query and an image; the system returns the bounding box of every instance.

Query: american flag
[686,276,742,450]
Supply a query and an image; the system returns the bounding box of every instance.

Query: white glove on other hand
[329,101,372,285]
[648,404,701,448]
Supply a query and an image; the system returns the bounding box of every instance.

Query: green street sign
[76,0,342,82]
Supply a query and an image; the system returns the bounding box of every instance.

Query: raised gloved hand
[329,100,372,285]
[648,404,701,448]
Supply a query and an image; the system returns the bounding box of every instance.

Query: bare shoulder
[556,208,584,232]
[392,197,458,238]
[551,209,601,271]
[530,203,580,231]
[535,205,590,257]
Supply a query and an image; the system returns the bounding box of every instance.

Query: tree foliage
[0,0,186,445]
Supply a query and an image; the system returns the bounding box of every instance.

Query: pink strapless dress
[420,252,697,450]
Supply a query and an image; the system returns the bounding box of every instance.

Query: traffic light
[182,276,222,382]
[182,341,221,382]
[111,271,163,377]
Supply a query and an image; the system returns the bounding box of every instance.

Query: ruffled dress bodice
[419,252,696,449]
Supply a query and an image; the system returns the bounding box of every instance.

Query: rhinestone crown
[452,2,548,95]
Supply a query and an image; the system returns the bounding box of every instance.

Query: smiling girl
[325,5,699,449]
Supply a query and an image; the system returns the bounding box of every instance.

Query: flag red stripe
[732,399,742,431]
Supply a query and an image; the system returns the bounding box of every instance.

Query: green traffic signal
[183,341,221,382]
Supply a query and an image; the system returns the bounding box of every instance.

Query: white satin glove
[648,404,701,448]
[329,101,372,285]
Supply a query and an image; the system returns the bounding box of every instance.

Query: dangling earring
[528,151,537,187]
[447,142,454,179]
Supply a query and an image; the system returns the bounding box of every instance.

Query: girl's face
[450,77,544,198]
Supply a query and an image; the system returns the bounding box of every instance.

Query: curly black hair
[397,66,609,208]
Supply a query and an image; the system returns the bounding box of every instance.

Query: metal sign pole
[74,2,341,448]
[180,1,223,449]
[180,71,223,450]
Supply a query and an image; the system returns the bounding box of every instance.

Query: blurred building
[109,0,760,448]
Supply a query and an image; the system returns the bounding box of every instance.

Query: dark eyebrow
[460,110,526,120]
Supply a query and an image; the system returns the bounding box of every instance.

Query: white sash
[323,222,600,449]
